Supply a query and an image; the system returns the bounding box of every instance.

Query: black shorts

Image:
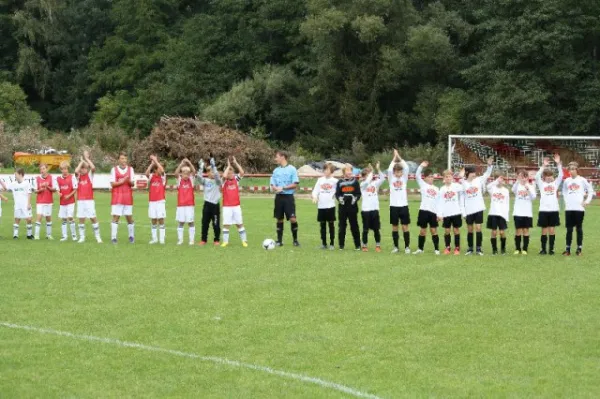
[442,215,462,229]
[565,211,585,228]
[513,216,533,229]
[317,207,336,222]
[274,195,296,220]
[361,210,381,231]
[486,215,508,230]
[390,206,410,226]
[465,211,484,225]
[417,210,438,228]
[537,211,560,228]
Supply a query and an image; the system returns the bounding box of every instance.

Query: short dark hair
[393,163,403,172]
[16,168,25,177]
[422,168,433,178]
[494,170,505,179]
[118,151,128,158]
[465,166,476,176]
[324,163,336,173]
[276,150,288,160]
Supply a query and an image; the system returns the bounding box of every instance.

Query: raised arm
[554,154,563,188]
[232,156,244,178]
[416,161,428,188]
[83,150,96,172]
[75,157,85,175]
[527,182,537,200]
[482,157,494,184]
[174,159,186,178]
[144,162,154,178]
[222,159,232,181]
[536,157,549,186]
[185,158,196,175]
[374,162,386,188]
[211,158,221,185]
[153,156,165,176]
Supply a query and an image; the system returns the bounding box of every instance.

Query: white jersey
[436,183,465,218]
[487,181,510,222]
[360,172,386,212]
[461,165,493,215]
[7,180,32,211]
[536,165,563,212]
[415,166,438,213]
[512,182,536,218]
[562,176,594,211]
[312,176,338,209]
[388,160,409,207]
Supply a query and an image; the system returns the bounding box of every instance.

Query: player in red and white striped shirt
[57,161,78,242]
[75,151,102,243]
[145,155,167,244]
[175,159,196,245]
[221,156,247,247]
[34,163,56,240]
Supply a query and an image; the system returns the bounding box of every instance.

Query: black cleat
[549,250,555,256]
[576,248,582,256]
[275,241,283,247]
[539,249,547,255]
[13,236,18,239]
[27,235,34,240]
[562,250,571,256]
[293,241,300,247]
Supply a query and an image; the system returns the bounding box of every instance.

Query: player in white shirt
[561,162,594,256]
[0,168,34,239]
[388,149,411,254]
[436,170,465,255]
[535,154,562,255]
[512,170,536,255]
[360,162,386,252]
[312,163,338,250]
[461,157,493,255]
[414,161,440,255]
[486,172,510,255]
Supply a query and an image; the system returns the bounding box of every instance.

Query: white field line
[0,322,382,399]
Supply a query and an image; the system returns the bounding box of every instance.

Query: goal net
[447,135,600,182]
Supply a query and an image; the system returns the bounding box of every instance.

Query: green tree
[0,81,41,128]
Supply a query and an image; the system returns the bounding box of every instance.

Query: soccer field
[1,193,599,398]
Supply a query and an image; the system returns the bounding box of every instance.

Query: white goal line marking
[0,322,382,399]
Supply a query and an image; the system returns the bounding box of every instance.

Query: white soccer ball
[262,238,276,250]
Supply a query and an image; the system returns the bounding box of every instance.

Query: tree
[0,81,41,128]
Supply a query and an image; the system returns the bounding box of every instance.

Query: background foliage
[1,0,599,166]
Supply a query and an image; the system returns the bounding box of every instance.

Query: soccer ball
[262,238,276,250]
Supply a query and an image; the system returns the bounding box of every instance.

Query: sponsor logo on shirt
[365,186,377,194]
[320,183,333,191]
[444,191,457,200]
[567,183,580,193]
[426,188,437,198]
[543,185,555,195]
[492,192,506,201]
[517,190,529,199]
[392,181,404,189]
[465,186,479,197]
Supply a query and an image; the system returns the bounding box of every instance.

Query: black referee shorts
[274,194,296,220]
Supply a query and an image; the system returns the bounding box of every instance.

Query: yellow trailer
[13,152,72,170]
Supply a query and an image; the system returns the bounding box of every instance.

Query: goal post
[447,135,600,181]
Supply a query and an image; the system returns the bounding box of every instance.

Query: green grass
[1,193,599,398]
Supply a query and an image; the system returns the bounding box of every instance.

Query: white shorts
[223,206,243,225]
[176,206,195,223]
[111,204,133,217]
[77,200,97,219]
[36,204,53,217]
[15,208,32,220]
[149,201,167,219]
[59,204,75,219]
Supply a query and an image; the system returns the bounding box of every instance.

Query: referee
[270,151,300,246]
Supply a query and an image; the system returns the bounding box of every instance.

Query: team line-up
[0,149,594,256]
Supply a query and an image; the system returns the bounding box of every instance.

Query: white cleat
[413,249,424,255]
[391,247,399,254]
[34,235,40,240]
[60,237,68,242]
[177,240,184,246]
[77,238,85,244]
[159,241,165,245]
[405,247,411,254]
[96,237,102,244]
[434,250,441,255]
[189,242,194,246]
[149,240,158,245]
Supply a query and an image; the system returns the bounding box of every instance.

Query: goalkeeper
[335,165,362,250]
[197,154,222,245]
